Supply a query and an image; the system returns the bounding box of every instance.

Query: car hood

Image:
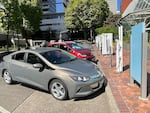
[56,59,99,75]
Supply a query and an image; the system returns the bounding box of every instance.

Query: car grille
[90,74,100,80]
[90,82,99,89]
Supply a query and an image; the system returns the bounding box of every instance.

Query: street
[0,75,112,113]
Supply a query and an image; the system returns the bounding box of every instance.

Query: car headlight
[70,75,90,82]
[95,67,102,74]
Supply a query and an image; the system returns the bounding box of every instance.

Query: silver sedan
[0,47,105,100]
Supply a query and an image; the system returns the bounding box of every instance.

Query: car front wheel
[3,70,13,84]
[50,79,68,100]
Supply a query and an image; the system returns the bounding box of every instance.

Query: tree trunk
[83,29,87,40]
[90,28,94,42]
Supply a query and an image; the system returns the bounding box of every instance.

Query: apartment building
[39,0,56,13]
[106,0,118,14]
[39,0,67,39]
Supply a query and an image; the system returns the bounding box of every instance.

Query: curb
[105,84,120,113]
[97,61,120,113]
[93,46,120,113]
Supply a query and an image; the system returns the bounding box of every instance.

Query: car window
[68,43,84,50]
[12,52,25,62]
[60,44,72,52]
[41,50,76,64]
[27,53,43,64]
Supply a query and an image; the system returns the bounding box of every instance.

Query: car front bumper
[68,76,106,99]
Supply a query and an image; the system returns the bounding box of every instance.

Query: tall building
[63,0,69,7]
[39,0,67,40]
[40,0,56,13]
[105,0,118,14]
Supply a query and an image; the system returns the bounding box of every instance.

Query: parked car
[48,41,95,61]
[0,51,15,63]
[0,47,105,100]
[74,40,93,51]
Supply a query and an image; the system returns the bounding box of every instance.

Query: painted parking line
[0,106,10,113]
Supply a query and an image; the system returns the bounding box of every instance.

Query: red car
[48,41,95,61]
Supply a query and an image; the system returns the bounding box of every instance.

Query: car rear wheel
[50,79,68,100]
[3,70,13,84]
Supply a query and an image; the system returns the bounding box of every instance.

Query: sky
[117,0,122,11]
[56,0,64,12]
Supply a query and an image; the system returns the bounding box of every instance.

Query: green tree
[0,0,22,50]
[19,0,42,48]
[0,0,42,48]
[65,0,109,39]
[96,13,121,41]
[20,0,42,33]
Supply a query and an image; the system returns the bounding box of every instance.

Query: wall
[121,0,132,13]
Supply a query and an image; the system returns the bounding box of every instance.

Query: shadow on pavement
[20,83,48,93]
[8,76,108,101]
[123,65,130,71]
[20,81,108,101]
[147,72,150,95]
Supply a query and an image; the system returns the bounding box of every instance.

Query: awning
[119,0,150,31]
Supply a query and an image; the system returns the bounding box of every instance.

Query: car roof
[16,47,60,54]
[49,41,75,45]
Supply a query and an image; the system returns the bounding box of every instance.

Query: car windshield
[68,43,84,50]
[41,50,76,64]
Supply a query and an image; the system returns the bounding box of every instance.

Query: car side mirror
[33,63,43,68]
[33,63,44,72]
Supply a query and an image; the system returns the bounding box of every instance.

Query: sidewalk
[93,45,150,113]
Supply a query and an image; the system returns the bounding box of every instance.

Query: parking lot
[0,75,112,113]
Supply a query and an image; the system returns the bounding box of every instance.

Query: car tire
[50,79,68,100]
[3,69,13,84]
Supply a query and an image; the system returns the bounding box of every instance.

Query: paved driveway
[0,75,112,113]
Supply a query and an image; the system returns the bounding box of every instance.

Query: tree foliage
[0,0,22,33]
[103,13,121,27]
[96,13,121,40]
[96,25,117,34]
[0,0,42,36]
[20,0,42,33]
[65,0,109,30]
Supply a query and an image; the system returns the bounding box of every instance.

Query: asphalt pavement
[0,79,113,113]
[0,45,121,113]
[0,67,114,113]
